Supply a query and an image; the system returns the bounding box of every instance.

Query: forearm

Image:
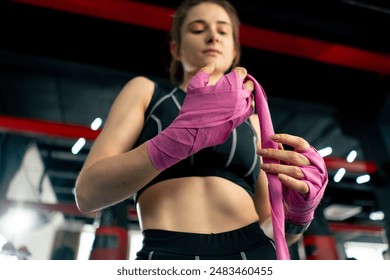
[75,143,160,213]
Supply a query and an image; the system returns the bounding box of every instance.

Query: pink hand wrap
[246,74,328,260]
[283,147,328,224]
[147,70,254,170]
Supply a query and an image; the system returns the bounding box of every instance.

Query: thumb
[188,63,215,90]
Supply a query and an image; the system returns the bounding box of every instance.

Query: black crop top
[133,82,260,203]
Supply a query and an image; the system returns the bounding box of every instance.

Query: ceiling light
[71,137,86,154]
[333,168,346,182]
[318,146,332,157]
[356,174,370,184]
[90,117,102,130]
[369,211,384,221]
[346,150,357,162]
[0,207,50,237]
[324,204,362,221]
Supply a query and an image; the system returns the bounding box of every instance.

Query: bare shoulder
[123,76,155,91]
[118,76,155,105]
[104,75,156,129]
[86,76,155,160]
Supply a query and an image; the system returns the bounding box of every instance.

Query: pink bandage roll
[148,69,254,171]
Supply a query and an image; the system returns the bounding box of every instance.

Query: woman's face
[174,2,237,76]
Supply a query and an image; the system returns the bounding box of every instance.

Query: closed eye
[191,30,204,34]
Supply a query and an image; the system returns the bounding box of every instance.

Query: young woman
[75,0,327,260]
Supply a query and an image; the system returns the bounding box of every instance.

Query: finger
[271,134,310,151]
[221,66,249,91]
[260,163,305,179]
[258,148,310,166]
[232,66,247,79]
[244,79,254,91]
[278,174,309,194]
[188,63,216,90]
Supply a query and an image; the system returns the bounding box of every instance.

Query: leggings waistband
[140,222,272,256]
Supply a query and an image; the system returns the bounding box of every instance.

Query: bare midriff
[137,176,259,234]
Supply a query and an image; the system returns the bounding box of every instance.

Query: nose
[206,28,219,44]
[207,37,219,44]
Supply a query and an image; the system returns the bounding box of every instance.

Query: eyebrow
[187,19,231,26]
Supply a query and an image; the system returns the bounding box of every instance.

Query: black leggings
[135,222,277,260]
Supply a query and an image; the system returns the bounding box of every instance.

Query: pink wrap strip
[246,74,290,260]
[246,74,328,260]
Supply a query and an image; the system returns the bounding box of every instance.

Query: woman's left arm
[250,114,327,244]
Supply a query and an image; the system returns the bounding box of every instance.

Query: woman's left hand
[257,133,313,194]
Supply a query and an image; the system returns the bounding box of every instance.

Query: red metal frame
[324,157,377,174]
[329,222,384,234]
[0,115,100,140]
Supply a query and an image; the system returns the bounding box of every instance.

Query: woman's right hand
[147,63,255,170]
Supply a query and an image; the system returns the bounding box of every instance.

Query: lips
[203,49,221,55]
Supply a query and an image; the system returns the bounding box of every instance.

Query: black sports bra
[133,82,260,203]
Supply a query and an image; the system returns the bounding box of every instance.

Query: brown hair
[169,0,241,85]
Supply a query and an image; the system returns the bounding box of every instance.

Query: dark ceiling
[0,0,390,237]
